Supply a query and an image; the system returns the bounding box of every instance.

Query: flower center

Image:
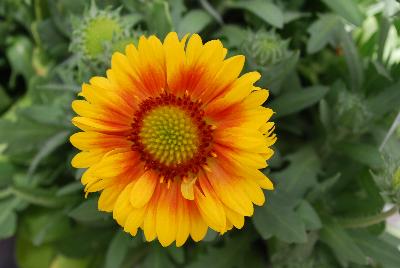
[140,106,200,165]
[130,93,213,180]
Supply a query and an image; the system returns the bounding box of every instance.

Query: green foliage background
[1,0,400,267]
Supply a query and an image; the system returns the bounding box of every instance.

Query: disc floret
[130,93,214,180]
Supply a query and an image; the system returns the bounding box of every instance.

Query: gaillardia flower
[70,32,276,247]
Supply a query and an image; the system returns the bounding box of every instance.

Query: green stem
[340,205,399,228]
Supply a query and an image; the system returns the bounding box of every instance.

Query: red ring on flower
[129,92,214,180]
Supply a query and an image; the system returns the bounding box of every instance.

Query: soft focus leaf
[321,0,365,26]
[198,0,223,25]
[5,35,34,86]
[105,231,131,268]
[0,85,12,112]
[320,222,367,266]
[49,255,89,268]
[337,28,364,91]
[296,200,322,230]
[335,142,383,168]
[143,244,174,268]
[0,209,16,239]
[367,79,400,118]
[0,119,60,155]
[253,192,307,243]
[68,198,106,222]
[273,147,321,199]
[350,230,400,268]
[187,236,250,268]
[146,0,173,39]
[307,14,341,54]
[178,9,212,35]
[270,86,329,118]
[230,0,284,28]
[28,130,70,176]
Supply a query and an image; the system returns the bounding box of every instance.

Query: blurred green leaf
[105,231,131,268]
[199,0,223,25]
[56,182,83,196]
[350,231,400,268]
[273,147,321,199]
[253,192,307,243]
[296,200,322,230]
[217,25,247,48]
[320,222,367,266]
[0,161,15,187]
[319,99,331,130]
[47,0,85,37]
[49,255,90,268]
[169,0,186,28]
[337,28,364,91]
[229,0,284,28]
[335,142,383,168]
[6,35,35,86]
[10,185,78,208]
[367,79,400,118]
[307,14,341,54]
[263,51,299,94]
[68,198,106,222]
[321,0,365,26]
[28,130,70,176]
[377,16,391,62]
[270,86,329,118]
[16,234,55,268]
[143,244,174,268]
[0,85,12,112]
[178,9,212,35]
[187,236,250,268]
[19,210,72,246]
[146,0,173,39]
[0,118,61,155]
[167,246,185,264]
[54,226,114,258]
[0,206,17,239]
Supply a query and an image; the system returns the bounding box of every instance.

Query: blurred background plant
[1,0,400,267]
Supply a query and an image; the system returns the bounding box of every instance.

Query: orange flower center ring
[129,92,214,180]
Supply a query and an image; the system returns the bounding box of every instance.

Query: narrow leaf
[307,14,341,54]
[229,0,284,28]
[178,9,212,35]
[321,0,365,26]
[320,223,367,266]
[270,86,329,118]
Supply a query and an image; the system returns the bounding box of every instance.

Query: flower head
[70,3,139,64]
[242,29,291,67]
[70,32,276,247]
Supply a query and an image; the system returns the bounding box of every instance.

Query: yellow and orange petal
[70,32,276,247]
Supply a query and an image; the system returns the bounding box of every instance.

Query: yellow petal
[195,176,226,232]
[113,182,135,225]
[225,206,244,229]
[243,88,269,108]
[124,205,147,236]
[143,195,158,242]
[130,171,157,208]
[98,185,124,212]
[189,204,208,242]
[156,184,178,247]
[223,72,261,103]
[71,151,104,168]
[175,198,190,247]
[180,178,196,200]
